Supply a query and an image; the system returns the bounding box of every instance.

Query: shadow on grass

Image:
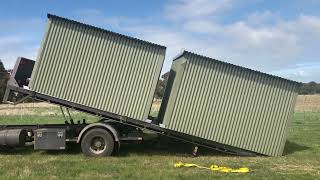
[2,140,309,157]
[0,143,82,156]
[0,136,232,157]
[117,135,232,157]
[0,145,34,155]
[282,140,310,155]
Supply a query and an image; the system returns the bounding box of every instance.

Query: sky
[0,0,319,82]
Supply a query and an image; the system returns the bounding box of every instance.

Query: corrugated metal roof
[174,51,301,85]
[47,14,166,50]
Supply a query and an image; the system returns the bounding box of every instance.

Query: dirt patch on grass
[0,102,57,109]
[0,102,62,116]
[295,94,320,112]
[79,172,117,179]
[151,100,161,111]
[151,95,320,113]
[1,94,319,116]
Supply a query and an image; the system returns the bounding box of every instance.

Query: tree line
[299,81,320,95]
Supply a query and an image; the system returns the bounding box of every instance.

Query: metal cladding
[159,51,300,156]
[29,14,166,120]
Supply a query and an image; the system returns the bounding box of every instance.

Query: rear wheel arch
[77,123,120,143]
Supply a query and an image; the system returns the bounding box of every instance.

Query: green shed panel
[159,51,300,156]
[29,14,166,120]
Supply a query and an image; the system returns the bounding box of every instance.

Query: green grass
[0,111,319,179]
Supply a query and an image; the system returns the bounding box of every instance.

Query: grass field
[0,99,319,179]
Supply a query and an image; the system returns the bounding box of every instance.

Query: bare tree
[0,59,9,102]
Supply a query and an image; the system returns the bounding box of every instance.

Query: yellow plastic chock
[174,162,250,173]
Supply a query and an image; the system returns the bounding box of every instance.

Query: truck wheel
[81,128,114,157]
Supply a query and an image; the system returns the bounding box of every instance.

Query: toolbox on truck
[34,129,66,150]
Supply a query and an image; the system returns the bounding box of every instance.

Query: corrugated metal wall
[160,51,299,156]
[29,14,166,120]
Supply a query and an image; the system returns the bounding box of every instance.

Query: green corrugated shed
[29,14,166,120]
[159,51,300,156]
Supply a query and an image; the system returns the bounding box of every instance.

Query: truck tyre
[81,128,114,157]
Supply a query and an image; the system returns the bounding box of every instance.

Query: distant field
[0,102,98,124]
[295,94,320,112]
[0,95,319,179]
[1,94,319,116]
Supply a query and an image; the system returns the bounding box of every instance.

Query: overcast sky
[0,0,319,82]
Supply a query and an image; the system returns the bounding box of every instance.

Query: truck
[1,57,253,157]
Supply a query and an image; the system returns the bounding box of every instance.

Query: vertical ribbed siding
[161,52,299,156]
[29,15,166,120]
